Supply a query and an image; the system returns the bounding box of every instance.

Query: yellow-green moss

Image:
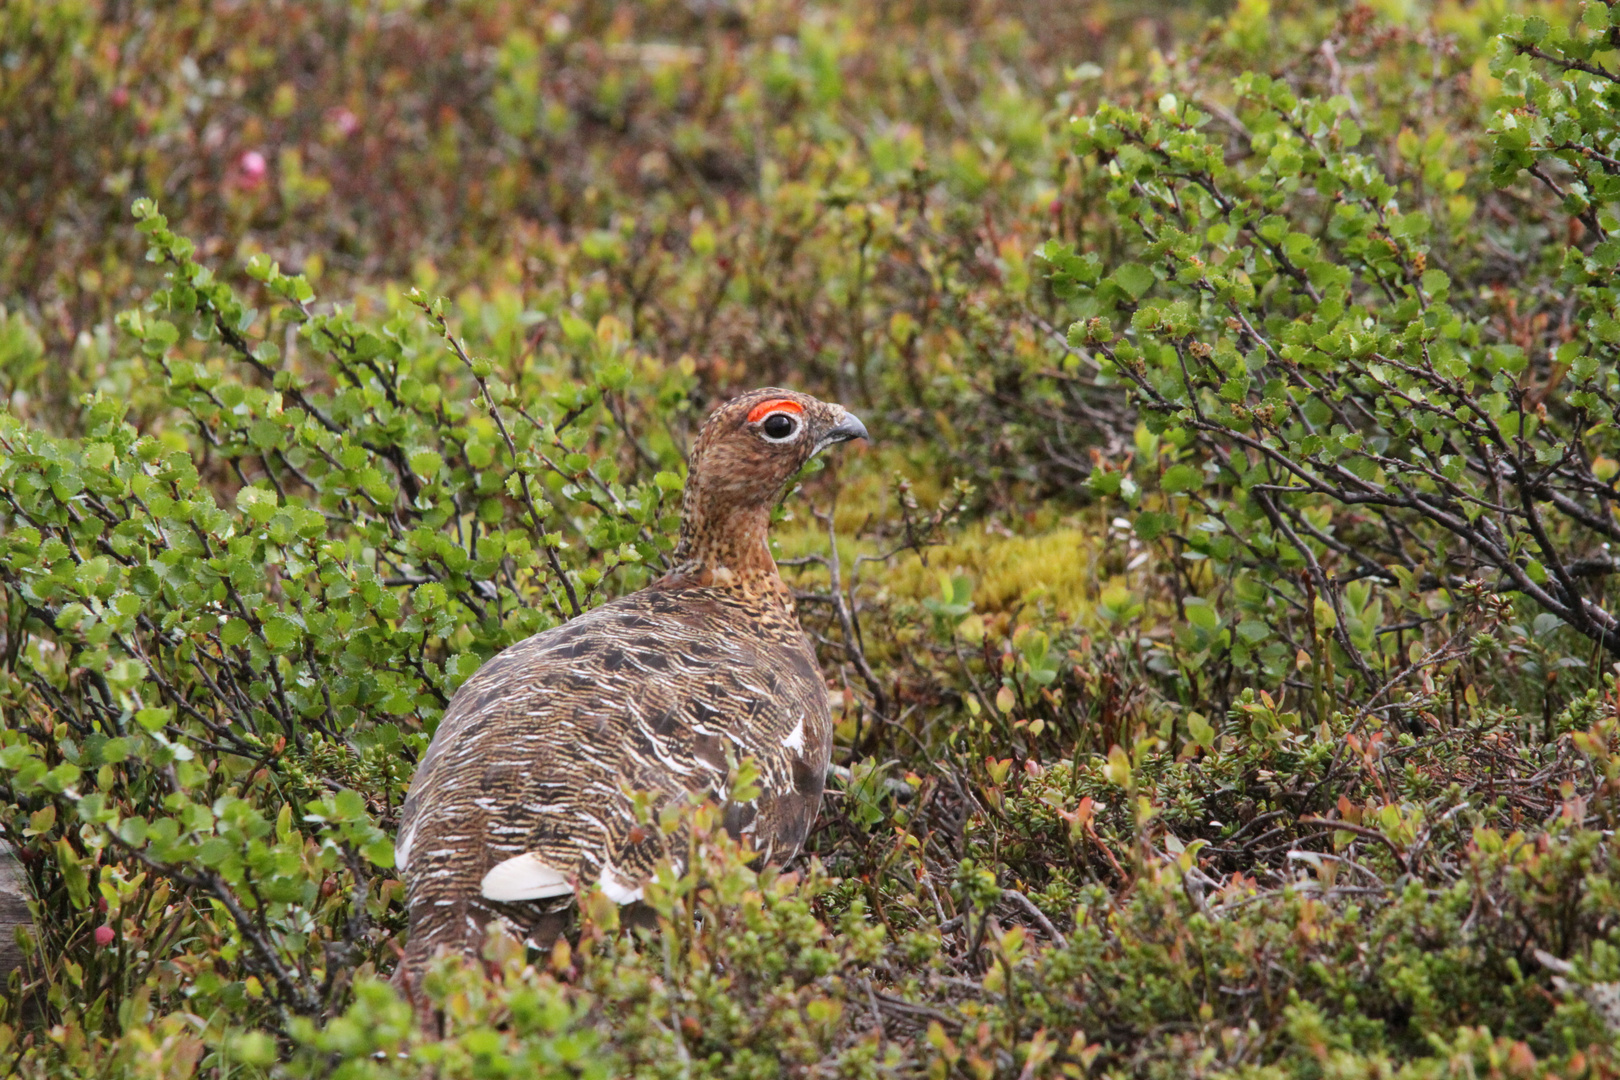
[887,526,1104,622]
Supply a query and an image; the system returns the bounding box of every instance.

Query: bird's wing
[397,587,829,908]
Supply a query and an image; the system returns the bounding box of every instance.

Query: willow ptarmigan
[394,387,867,979]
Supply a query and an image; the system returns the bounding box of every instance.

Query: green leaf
[1187,711,1215,752]
[334,789,367,822]
[408,449,444,477]
[117,816,149,847]
[135,707,172,733]
[1236,619,1270,644]
[1160,464,1204,493]
[236,485,278,524]
[1135,511,1175,542]
[263,614,302,650]
[55,839,91,908]
[558,312,595,349]
[362,837,395,868]
[1182,599,1218,630]
[1110,262,1156,300]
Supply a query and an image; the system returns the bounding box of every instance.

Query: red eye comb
[746,399,804,423]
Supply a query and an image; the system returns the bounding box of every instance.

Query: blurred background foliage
[5,0,1620,1077]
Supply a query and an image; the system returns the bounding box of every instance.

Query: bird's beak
[823,408,870,446]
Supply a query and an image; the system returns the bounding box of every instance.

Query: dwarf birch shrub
[0,198,694,1034]
[1034,3,1620,732]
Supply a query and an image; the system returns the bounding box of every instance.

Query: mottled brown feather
[395,388,865,985]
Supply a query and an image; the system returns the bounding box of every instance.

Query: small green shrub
[1032,3,1620,728]
[0,197,698,1032]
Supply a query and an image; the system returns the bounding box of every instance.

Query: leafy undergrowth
[5,0,1620,1077]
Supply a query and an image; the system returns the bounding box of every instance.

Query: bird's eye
[759,412,799,441]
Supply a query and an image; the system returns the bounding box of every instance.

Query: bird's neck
[668,501,792,603]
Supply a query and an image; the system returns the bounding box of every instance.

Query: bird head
[672,389,867,579]
[684,388,869,513]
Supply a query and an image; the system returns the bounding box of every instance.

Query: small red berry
[94,925,115,947]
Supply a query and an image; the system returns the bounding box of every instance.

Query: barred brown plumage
[393,388,867,997]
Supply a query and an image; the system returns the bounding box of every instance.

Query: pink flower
[238,150,268,188]
[329,108,359,137]
[94,925,115,947]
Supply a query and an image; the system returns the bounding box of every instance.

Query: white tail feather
[480,854,573,902]
[395,823,416,873]
[598,861,644,905]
